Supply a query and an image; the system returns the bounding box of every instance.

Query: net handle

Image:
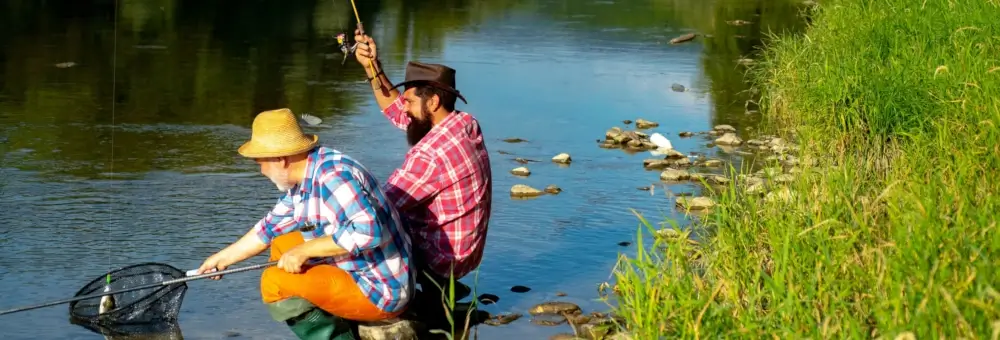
[0,261,277,316]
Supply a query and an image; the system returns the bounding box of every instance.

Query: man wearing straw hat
[195,108,414,340]
[352,31,492,311]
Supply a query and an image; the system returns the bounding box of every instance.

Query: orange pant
[260,233,402,322]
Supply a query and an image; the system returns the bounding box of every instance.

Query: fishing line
[106,0,119,283]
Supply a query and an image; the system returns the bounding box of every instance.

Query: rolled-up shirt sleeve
[253,193,298,245]
[319,172,389,256]
[381,96,410,130]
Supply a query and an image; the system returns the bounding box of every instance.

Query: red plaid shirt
[380,96,492,280]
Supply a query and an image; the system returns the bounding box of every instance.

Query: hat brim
[393,80,468,104]
[237,134,319,158]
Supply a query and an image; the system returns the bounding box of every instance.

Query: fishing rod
[0,261,277,316]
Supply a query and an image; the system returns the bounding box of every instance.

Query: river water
[0,0,809,339]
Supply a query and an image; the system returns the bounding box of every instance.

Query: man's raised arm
[354,30,399,112]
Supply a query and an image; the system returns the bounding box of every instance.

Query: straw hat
[238,108,319,158]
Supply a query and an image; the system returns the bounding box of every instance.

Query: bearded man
[352,30,493,306]
[196,108,414,340]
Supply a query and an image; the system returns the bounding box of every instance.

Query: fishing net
[68,263,188,335]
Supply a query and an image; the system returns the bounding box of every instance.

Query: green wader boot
[266,297,357,340]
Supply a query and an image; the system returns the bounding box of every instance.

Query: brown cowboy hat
[238,108,319,158]
[392,61,468,104]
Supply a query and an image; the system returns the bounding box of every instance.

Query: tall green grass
[612,0,1000,338]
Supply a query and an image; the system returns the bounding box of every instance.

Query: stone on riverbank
[676,196,715,210]
[552,153,572,164]
[511,184,544,198]
[511,167,530,176]
[715,132,743,146]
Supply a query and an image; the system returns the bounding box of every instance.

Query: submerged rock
[726,19,753,26]
[511,167,530,176]
[552,153,572,164]
[678,131,694,137]
[671,83,686,92]
[510,184,544,198]
[530,313,567,326]
[511,285,532,293]
[503,137,528,143]
[529,302,581,315]
[484,312,522,326]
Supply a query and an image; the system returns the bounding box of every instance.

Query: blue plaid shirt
[253,146,414,313]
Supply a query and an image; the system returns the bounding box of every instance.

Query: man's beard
[266,170,293,192]
[406,111,434,147]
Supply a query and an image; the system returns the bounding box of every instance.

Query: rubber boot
[266,297,357,340]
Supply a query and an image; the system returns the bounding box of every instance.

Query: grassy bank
[611,0,1000,338]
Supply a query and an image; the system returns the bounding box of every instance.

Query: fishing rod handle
[179,261,278,283]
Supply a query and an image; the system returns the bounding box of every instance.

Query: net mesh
[68,262,188,332]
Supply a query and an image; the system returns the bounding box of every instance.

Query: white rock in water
[715,133,743,146]
[300,113,323,126]
[552,153,572,164]
[510,184,544,197]
[649,132,672,149]
[660,169,691,181]
[511,167,530,176]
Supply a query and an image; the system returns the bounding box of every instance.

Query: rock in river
[529,301,581,315]
[678,131,694,138]
[544,184,562,194]
[634,119,659,129]
[713,124,736,133]
[510,167,530,176]
[676,196,715,210]
[714,132,743,146]
[669,32,698,44]
[660,169,690,182]
[510,184,544,198]
[552,153,572,164]
[671,83,686,92]
[484,312,522,326]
